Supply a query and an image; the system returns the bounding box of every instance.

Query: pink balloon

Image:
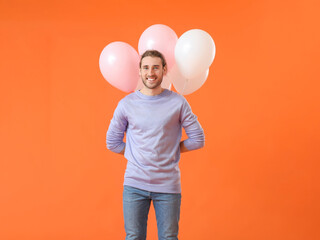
[99,42,139,92]
[138,24,178,71]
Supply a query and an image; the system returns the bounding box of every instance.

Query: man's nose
[148,68,154,75]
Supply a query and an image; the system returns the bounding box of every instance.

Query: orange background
[1,0,319,239]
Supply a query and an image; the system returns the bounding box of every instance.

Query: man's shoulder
[119,91,137,103]
[112,92,136,112]
[168,90,188,103]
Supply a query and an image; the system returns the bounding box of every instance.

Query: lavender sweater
[106,89,205,193]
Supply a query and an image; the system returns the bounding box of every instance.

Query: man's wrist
[180,141,189,153]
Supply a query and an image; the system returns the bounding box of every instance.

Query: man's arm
[106,101,127,154]
[180,98,205,152]
[119,147,125,155]
[180,141,190,153]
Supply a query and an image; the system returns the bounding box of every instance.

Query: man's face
[139,56,167,90]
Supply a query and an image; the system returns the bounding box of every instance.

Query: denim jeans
[123,185,181,240]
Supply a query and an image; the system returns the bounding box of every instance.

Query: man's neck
[140,87,164,96]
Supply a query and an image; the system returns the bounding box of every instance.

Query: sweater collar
[135,89,171,100]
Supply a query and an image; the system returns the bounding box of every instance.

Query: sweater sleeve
[106,101,127,153]
[180,98,205,151]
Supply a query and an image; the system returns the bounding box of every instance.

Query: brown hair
[139,50,167,68]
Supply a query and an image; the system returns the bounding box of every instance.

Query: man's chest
[125,102,181,131]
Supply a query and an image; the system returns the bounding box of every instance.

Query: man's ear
[163,65,167,75]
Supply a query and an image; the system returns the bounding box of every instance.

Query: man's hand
[180,141,190,153]
[119,148,125,155]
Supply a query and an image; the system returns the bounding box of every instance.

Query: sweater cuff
[113,142,126,153]
[183,139,204,151]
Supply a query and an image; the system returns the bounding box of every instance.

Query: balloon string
[182,79,188,95]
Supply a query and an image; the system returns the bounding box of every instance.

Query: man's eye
[143,67,148,70]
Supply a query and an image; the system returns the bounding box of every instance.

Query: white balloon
[169,64,209,95]
[175,29,215,79]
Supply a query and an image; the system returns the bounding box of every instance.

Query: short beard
[141,77,163,89]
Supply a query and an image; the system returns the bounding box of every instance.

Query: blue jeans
[123,185,181,240]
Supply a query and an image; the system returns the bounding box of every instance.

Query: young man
[106,50,205,240]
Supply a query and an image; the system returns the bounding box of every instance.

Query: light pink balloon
[138,24,178,71]
[99,42,139,92]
